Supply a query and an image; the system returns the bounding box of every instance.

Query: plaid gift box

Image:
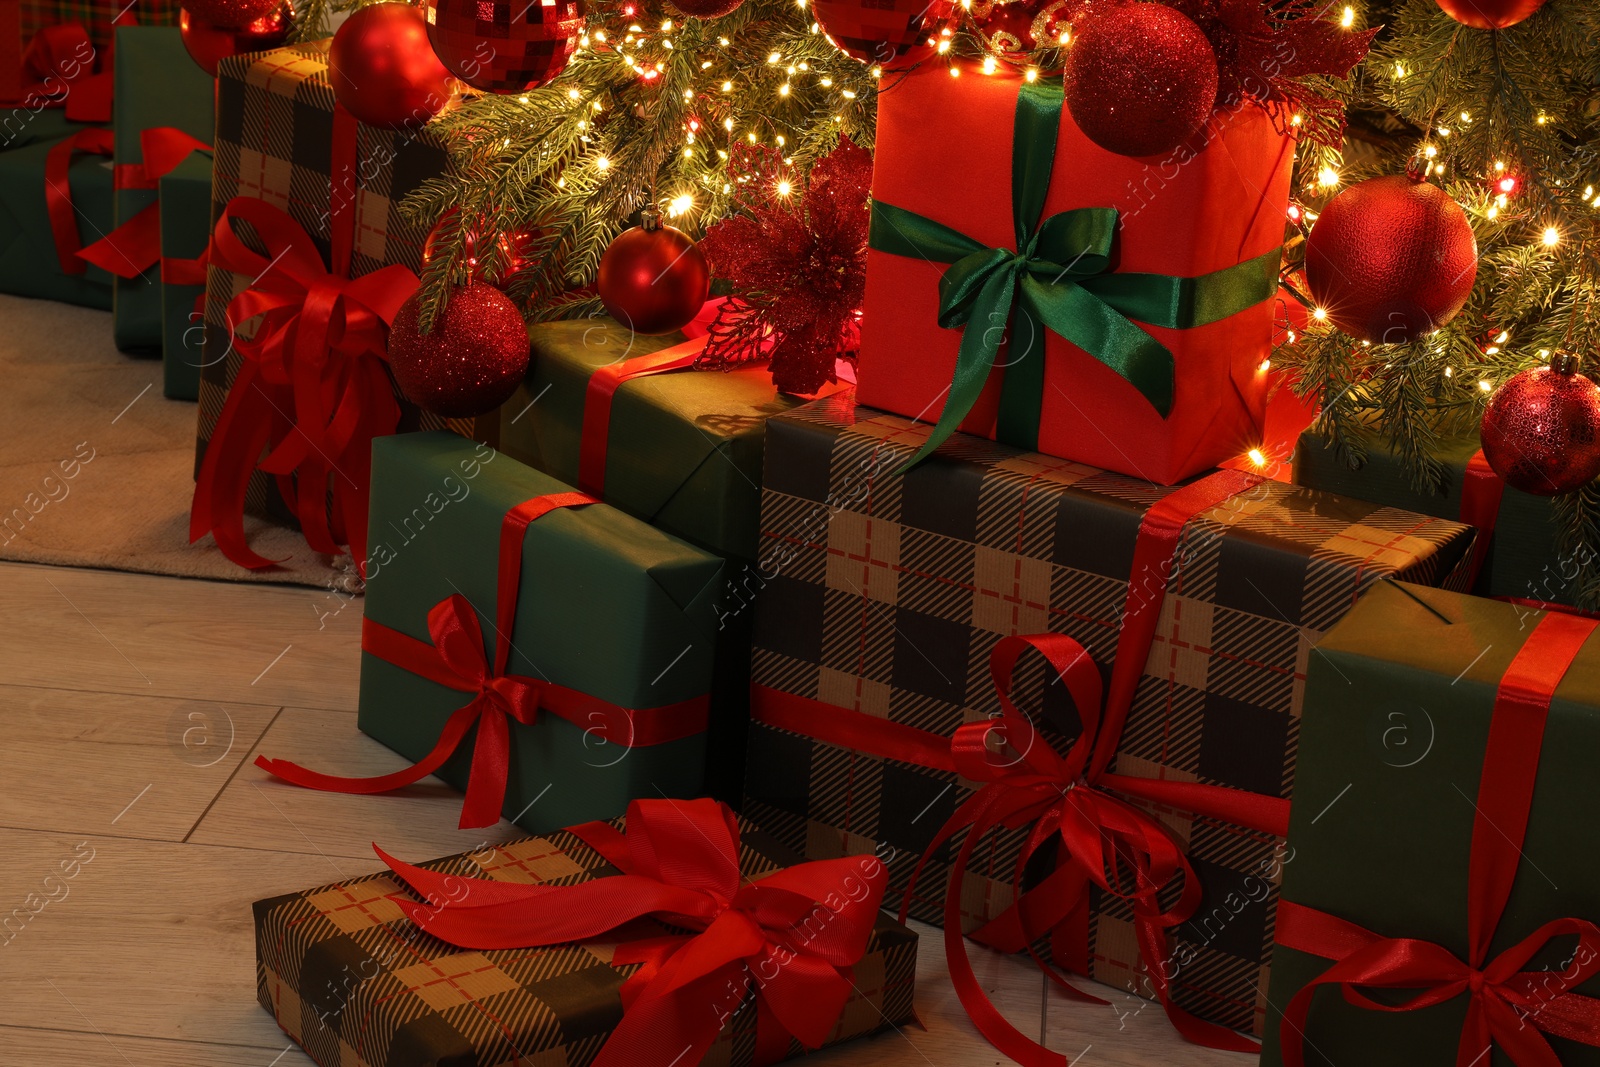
[742,394,1478,1040]
[19,0,178,51]
[255,807,918,1067]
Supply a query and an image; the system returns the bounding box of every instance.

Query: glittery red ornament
[1305,173,1478,345]
[422,209,540,286]
[1435,0,1546,30]
[1064,2,1218,158]
[426,0,583,94]
[1480,358,1600,495]
[182,0,281,29]
[812,0,953,67]
[669,0,743,17]
[180,3,293,77]
[597,220,710,336]
[388,283,531,419]
[329,3,453,130]
[976,0,1046,63]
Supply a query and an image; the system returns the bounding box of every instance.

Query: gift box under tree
[3,0,180,113]
[742,394,1477,1051]
[1261,581,1600,1066]
[0,124,113,306]
[256,431,724,833]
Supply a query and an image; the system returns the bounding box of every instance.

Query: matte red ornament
[422,209,539,286]
[1480,357,1600,495]
[1064,2,1219,158]
[597,219,710,336]
[426,0,583,94]
[1435,0,1546,30]
[812,0,953,67]
[182,0,281,29]
[329,2,453,130]
[180,3,293,77]
[388,283,531,419]
[669,0,743,17]
[1305,173,1478,345]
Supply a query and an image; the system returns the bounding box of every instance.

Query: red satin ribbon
[1277,610,1600,1067]
[188,195,417,571]
[375,797,886,1067]
[43,126,112,275]
[77,127,209,279]
[6,23,94,108]
[161,247,207,286]
[1458,448,1505,590]
[257,494,711,828]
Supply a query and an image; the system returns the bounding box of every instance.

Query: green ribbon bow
[868,79,1282,469]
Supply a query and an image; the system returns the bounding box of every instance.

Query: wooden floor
[0,559,1254,1067]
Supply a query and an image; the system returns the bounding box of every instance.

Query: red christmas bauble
[1064,2,1218,158]
[388,283,531,418]
[597,222,710,336]
[422,209,540,286]
[812,0,953,67]
[977,0,1045,62]
[426,0,583,94]
[1480,360,1600,495]
[1305,174,1478,345]
[1435,0,1546,30]
[180,3,293,77]
[182,0,281,29]
[669,0,744,17]
[329,3,453,130]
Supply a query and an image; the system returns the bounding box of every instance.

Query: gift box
[1260,582,1600,1066]
[1294,426,1573,608]
[858,66,1294,485]
[0,124,112,306]
[0,106,94,149]
[157,149,209,399]
[4,0,180,109]
[742,395,1477,1047]
[257,431,723,832]
[255,798,918,1067]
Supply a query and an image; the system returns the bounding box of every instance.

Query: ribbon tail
[190,364,292,570]
[1020,274,1174,417]
[255,701,481,798]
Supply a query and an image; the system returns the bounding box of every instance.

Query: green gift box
[110,25,213,353]
[158,150,210,400]
[1261,581,1600,1066]
[355,431,722,832]
[0,130,113,308]
[1294,427,1569,607]
[0,108,97,150]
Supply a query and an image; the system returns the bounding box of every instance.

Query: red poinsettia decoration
[695,137,871,395]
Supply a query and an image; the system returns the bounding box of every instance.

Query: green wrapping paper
[0,131,113,307]
[1294,427,1568,607]
[110,25,212,353]
[158,151,210,399]
[1261,581,1600,1066]
[0,108,96,150]
[358,431,723,832]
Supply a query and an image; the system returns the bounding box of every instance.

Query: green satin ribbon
[868,79,1282,467]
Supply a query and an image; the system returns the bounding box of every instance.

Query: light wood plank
[0,684,277,842]
[0,1026,311,1066]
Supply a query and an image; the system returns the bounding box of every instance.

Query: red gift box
[858,65,1295,485]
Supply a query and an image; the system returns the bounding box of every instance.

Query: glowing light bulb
[1313,307,1329,321]
[1340,5,1354,26]
[1248,448,1267,468]
[776,179,792,196]
[595,156,611,171]
[1543,226,1560,246]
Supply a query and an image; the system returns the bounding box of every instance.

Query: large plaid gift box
[743,394,1477,1041]
[254,801,918,1067]
[1261,583,1600,1066]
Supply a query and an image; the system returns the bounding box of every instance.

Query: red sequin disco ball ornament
[426,0,585,94]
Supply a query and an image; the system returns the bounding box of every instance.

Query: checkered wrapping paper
[742,394,1477,1038]
[194,42,489,525]
[255,817,918,1067]
[19,0,179,52]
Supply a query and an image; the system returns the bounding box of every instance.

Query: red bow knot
[378,798,887,1067]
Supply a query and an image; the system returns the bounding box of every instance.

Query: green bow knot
[867,79,1282,470]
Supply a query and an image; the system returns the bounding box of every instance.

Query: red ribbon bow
[377,797,887,1067]
[1277,610,1600,1067]
[43,126,113,276]
[77,126,210,280]
[189,195,418,571]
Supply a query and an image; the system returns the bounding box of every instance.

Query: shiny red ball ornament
[812,0,953,67]
[1305,172,1478,345]
[1065,2,1218,158]
[180,3,293,77]
[388,283,531,419]
[426,0,583,94]
[329,2,453,130]
[1435,0,1546,30]
[669,0,744,17]
[422,210,539,286]
[182,0,281,28]
[597,219,710,336]
[1480,356,1600,496]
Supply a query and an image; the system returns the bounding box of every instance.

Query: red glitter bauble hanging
[182,0,281,29]
[1480,358,1600,496]
[669,0,744,17]
[422,210,539,286]
[180,2,293,77]
[1305,172,1478,345]
[388,283,531,419]
[1064,2,1218,158]
[426,0,583,94]
[597,219,710,336]
[811,0,953,67]
[328,3,453,130]
[1435,0,1546,30]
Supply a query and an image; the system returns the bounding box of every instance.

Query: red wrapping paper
[858,66,1296,485]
